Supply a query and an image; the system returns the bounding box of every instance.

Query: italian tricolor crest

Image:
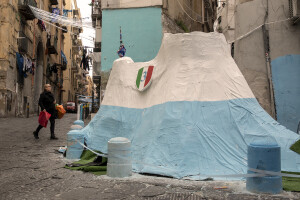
[136,66,154,91]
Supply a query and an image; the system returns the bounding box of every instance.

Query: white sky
[77,0,95,48]
[76,0,96,75]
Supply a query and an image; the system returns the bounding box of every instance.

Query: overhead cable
[228,18,291,44]
[29,5,95,30]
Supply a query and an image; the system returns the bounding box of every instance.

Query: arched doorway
[34,42,44,113]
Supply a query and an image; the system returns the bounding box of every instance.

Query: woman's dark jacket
[39,90,57,118]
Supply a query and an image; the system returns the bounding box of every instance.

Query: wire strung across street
[29,5,95,30]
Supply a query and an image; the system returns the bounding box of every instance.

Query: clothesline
[29,6,95,30]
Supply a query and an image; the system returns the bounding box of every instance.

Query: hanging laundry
[46,63,52,77]
[51,8,60,23]
[80,49,89,71]
[63,9,72,17]
[29,6,94,30]
[22,56,32,76]
[37,19,47,31]
[51,63,58,73]
[30,62,35,75]
[16,53,26,78]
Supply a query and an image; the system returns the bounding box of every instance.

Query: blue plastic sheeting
[79,98,300,179]
[271,54,300,132]
[246,144,282,194]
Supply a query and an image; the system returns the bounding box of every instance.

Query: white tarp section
[80,32,300,179]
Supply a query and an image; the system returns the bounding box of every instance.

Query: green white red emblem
[136,66,154,91]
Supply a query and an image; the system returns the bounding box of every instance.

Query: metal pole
[26,103,29,118]
[92,88,94,113]
[99,76,101,107]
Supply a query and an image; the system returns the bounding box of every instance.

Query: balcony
[94,42,101,52]
[50,0,58,5]
[76,73,82,80]
[18,31,33,55]
[73,27,82,35]
[61,51,67,71]
[18,0,37,20]
[18,32,29,53]
[71,61,78,72]
[62,26,68,33]
[92,0,102,20]
[47,35,58,55]
[92,0,102,28]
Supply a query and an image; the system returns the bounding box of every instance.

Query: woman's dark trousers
[35,117,56,138]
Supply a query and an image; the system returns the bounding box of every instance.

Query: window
[40,0,44,9]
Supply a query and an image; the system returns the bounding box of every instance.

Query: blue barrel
[107,137,132,178]
[246,144,282,194]
[66,130,85,159]
[73,120,84,128]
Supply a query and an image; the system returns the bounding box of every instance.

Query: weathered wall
[234,0,300,132]
[0,0,62,117]
[268,0,300,59]
[234,0,273,117]
[267,0,300,132]
[163,0,216,32]
[101,7,162,72]
[0,1,19,117]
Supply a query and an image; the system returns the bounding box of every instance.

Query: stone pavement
[0,114,299,200]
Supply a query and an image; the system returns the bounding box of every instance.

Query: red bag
[38,111,51,128]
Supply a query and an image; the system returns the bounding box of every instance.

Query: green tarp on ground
[282,171,300,192]
[65,150,107,175]
[290,139,300,155]
[65,151,300,191]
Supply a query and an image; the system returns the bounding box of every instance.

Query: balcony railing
[94,42,101,52]
[73,27,82,35]
[50,0,58,5]
[18,32,28,53]
[92,0,102,27]
[18,0,37,20]
[18,31,33,55]
[71,61,78,72]
[62,26,68,33]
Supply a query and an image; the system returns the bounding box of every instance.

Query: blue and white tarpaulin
[78,32,300,179]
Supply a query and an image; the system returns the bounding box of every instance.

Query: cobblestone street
[0,114,299,200]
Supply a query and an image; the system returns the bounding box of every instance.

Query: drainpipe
[262,0,276,119]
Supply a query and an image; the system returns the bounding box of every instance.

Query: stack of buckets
[66,104,85,159]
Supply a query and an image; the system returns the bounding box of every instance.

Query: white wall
[234,0,274,116]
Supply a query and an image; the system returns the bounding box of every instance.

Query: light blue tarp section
[79,98,300,179]
[271,54,300,133]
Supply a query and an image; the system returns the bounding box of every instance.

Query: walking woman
[33,84,58,139]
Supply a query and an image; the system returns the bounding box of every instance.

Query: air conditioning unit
[291,0,300,23]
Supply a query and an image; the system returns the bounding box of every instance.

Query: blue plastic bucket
[246,144,282,194]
